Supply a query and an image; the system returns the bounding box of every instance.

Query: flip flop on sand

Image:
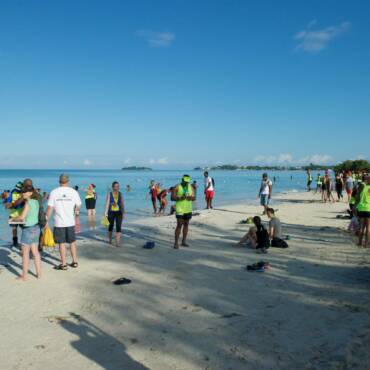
[113,277,132,285]
[54,264,68,271]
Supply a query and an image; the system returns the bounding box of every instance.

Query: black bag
[271,237,289,248]
[38,201,47,228]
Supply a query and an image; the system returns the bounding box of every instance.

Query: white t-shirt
[260,179,272,195]
[204,176,214,191]
[48,186,82,227]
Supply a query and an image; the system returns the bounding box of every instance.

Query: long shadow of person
[0,246,22,277]
[59,313,149,370]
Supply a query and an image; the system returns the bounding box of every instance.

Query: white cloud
[299,154,333,165]
[136,30,175,48]
[124,158,132,164]
[254,155,277,164]
[294,21,350,53]
[83,159,92,166]
[278,153,293,163]
[149,157,169,165]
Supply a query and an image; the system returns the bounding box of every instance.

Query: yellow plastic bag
[100,216,110,227]
[41,227,55,247]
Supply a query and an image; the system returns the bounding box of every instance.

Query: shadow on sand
[60,313,149,370]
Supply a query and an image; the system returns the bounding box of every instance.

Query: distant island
[193,160,370,172]
[121,166,152,171]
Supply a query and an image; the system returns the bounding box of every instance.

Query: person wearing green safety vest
[171,175,196,249]
[306,169,313,192]
[356,174,370,248]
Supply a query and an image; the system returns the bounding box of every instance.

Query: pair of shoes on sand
[246,261,270,272]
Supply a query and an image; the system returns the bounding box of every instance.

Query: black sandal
[54,264,68,270]
[70,262,78,268]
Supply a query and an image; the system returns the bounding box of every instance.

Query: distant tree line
[193,159,369,172]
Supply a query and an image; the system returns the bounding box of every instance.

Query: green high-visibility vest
[357,184,370,212]
[176,184,193,215]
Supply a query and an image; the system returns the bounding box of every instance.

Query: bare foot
[173,244,179,249]
[181,242,189,247]
[16,275,27,281]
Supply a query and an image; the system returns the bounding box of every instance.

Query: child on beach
[10,186,41,281]
[236,226,257,247]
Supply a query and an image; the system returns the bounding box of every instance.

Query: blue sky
[0,0,369,169]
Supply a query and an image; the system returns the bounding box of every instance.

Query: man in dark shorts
[46,174,82,270]
[172,175,196,249]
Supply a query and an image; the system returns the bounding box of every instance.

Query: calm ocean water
[0,169,316,244]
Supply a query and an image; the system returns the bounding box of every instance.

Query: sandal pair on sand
[54,262,78,270]
[246,261,270,272]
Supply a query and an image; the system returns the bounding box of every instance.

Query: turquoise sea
[0,169,317,244]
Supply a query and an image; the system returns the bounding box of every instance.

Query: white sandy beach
[1,191,369,370]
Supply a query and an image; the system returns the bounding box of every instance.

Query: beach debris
[143,241,155,249]
[113,277,132,285]
[221,313,242,319]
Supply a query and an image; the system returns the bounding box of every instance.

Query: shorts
[108,211,123,233]
[346,188,353,195]
[21,225,40,246]
[176,213,192,221]
[54,226,76,244]
[260,194,270,206]
[205,190,215,200]
[85,198,96,210]
[357,211,370,219]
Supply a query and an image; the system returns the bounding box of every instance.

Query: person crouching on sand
[10,185,41,281]
[172,175,196,249]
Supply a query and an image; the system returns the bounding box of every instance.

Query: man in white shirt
[258,173,272,215]
[204,171,215,209]
[46,174,82,270]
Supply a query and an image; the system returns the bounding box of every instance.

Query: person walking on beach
[10,185,42,281]
[104,181,125,247]
[356,175,370,247]
[315,173,322,194]
[204,171,215,209]
[85,184,97,230]
[258,173,272,214]
[345,171,354,203]
[46,174,82,270]
[172,175,195,249]
[306,169,313,191]
[335,173,344,202]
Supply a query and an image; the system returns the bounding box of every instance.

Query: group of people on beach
[1,168,369,281]
[306,169,370,247]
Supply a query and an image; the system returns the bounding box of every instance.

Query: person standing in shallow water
[172,175,196,249]
[306,169,313,191]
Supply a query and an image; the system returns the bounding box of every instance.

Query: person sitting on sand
[266,208,288,248]
[236,226,257,247]
[172,175,196,249]
[10,185,41,281]
[253,216,270,253]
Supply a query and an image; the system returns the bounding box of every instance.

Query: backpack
[38,200,47,227]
